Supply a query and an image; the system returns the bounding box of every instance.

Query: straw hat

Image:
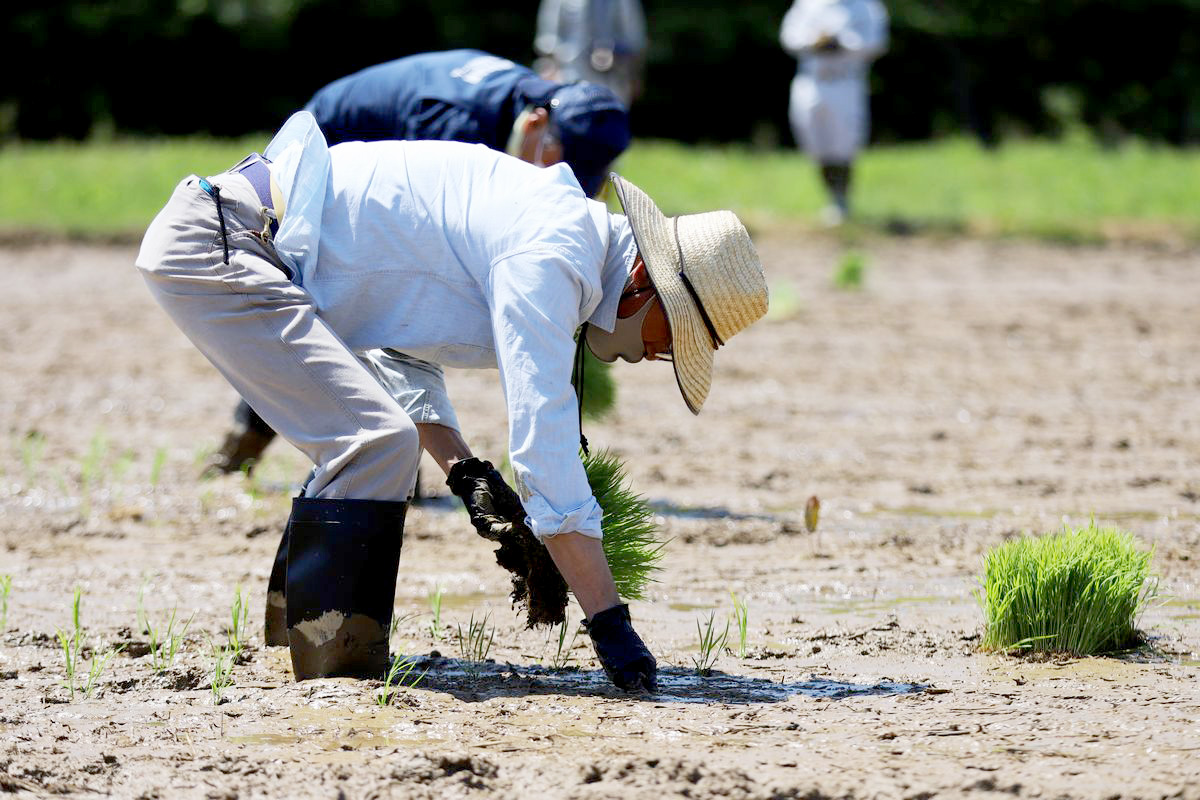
[610,174,768,414]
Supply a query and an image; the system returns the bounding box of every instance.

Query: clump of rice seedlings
[0,575,11,631]
[376,655,425,706]
[146,608,194,674]
[579,349,616,421]
[428,586,445,642]
[693,611,729,676]
[56,588,85,699]
[583,448,666,600]
[546,620,581,669]
[832,250,867,290]
[730,591,749,658]
[209,639,235,705]
[455,611,495,666]
[226,586,249,660]
[83,644,123,699]
[978,521,1158,656]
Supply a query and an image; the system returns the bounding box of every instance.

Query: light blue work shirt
[265,111,636,539]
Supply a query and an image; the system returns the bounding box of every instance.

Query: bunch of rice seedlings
[832,251,867,290]
[978,521,1158,656]
[584,448,665,600]
[580,349,616,421]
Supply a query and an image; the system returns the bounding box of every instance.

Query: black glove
[585,604,657,692]
[446,457,526,541]
[446,457,569,627]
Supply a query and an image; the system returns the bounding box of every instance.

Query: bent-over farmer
[135,111,767,692]
[211,48,632,475]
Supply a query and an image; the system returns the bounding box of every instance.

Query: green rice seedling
[978,521,1158,656]
[832,250,867,290]
[226,586,249,659]
[546,620,581,670]
[0,574,11,631]
[455,612,495,665]
[57,627,83,700]
[209,639,234,705]
[584,448,666,600]
[376,654,425,706]
[146,608,194,673]
[83,644,123,699]
[70,586,84,641]
[693,611,729,676]
[730,591,749,658]
[428,586,445,642]
[149,447,168,489]
[79,430,109,491]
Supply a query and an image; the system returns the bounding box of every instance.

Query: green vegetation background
[3,135,1198,243]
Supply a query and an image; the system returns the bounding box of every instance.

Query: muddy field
[1,231,1198,799]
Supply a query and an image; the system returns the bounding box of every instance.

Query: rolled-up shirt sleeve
[486,247,603,541]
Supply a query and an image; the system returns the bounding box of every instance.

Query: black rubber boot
[263,520,290,647]
[585,604,657,692]
[285,496,407,680]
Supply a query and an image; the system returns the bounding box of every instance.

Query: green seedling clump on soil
[730,591,749,658]
[693,611,729,676]
[978,521,1158,656]
[584,448,666,601]
[376,655,424,706]
[833,251,867,290]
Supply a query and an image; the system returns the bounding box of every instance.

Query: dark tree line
[3,0,1197,146]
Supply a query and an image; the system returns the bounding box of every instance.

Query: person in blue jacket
[207,49,633,477]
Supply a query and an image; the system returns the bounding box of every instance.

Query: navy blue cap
[548,82,631,197]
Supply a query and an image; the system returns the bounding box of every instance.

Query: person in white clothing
[780,0,888,224]
[134,111,768,693]
[534,0,648,108]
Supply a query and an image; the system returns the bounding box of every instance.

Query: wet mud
[1,234,1199,798]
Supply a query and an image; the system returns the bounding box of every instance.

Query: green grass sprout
[150,447,168,488]
[146,608,194,673]
[833,250,867,290]
[730,591,749,658]
[978,520,1158,656]
[226,585,249,659]
[209,638,235,705]
[693,611,729,676]
[376,655,425,706]
[57,627,83,700]
[428,586,445,642]
[0,575,11,631]
[546,620,581,670]
[584,448,666,600]
[83,643,123,699]
[455,611,495,666]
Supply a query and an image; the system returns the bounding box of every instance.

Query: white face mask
[584,297,658,363]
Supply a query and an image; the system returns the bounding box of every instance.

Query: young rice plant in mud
[225,585,249,660]
[978,520,1158,656]
[584,448,666,601]
[693,611,729,676]
[56,588,120,700]
[0,574,11,631]
[428,585,445,642]
[456,611,495,668]
[146,608,194,673]
[209,638,235,705]
[376,655,425,707]
[730,591,749,658]
[545,620,581,669]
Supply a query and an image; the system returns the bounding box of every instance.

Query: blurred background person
[780,0,889,225]
[534,0,648,108]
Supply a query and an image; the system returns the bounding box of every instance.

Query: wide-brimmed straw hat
[610,174,768,414]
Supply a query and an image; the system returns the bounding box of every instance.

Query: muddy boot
[203,400,278,477]
[263,520,290,646]
[285,496,407,680]
[585,603,657,692]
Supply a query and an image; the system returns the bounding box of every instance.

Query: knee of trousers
[350,421,422,488]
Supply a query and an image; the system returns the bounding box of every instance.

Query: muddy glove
[585,604,657,692]
[446,458,569,627]
[446,457,525,541]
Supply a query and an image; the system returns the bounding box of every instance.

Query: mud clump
[493,523,569,628]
